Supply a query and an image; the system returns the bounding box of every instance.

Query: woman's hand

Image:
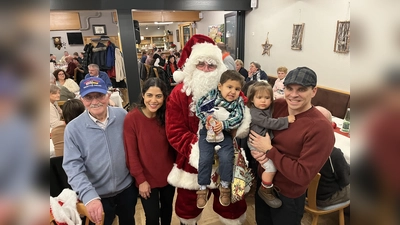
[249,130,273,153]
[139,181,151,199]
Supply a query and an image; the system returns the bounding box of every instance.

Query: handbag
[231,138,255,203]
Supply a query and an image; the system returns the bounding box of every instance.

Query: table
[332,117,350,164]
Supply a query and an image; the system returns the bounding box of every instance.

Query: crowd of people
[50,34,350,225]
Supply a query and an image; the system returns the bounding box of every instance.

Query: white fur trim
[168,164,199,190]
[50,189,81,225]
[173,70,187,84]
[188,142,199,169]
[235,106,251,139]
[168,164,218,190]
[187,43,224,67]
[219,212,246,225]
[178,214,202,225]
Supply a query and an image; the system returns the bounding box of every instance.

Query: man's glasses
[196,62,217,70]
[82,93,106,102]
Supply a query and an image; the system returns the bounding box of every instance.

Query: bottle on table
[341,108,350,133]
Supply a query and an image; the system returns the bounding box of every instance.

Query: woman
[123,78,176,225]
[235,59,248,80]
[51,99,85,156]
[246,61,268,82]
[53,69,80,93]
[164,55,178,89]
[50,84,64,129]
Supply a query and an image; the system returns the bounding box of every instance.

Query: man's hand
[249,130,272,153]
[139,181,151,199]
[250,149,269,165]
[86,199,103,224]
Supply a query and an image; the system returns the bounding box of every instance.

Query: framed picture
[291,23,305,50]
[334,21,350,53]
[176,29,180,42]
[92,25,107,35]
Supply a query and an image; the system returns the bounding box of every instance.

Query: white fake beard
[190,69,221,102]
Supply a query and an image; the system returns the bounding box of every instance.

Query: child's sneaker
[219,186,231,206]
[257,186,282,208]
[196,189,209,208]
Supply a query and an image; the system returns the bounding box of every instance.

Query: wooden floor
[112,186,347,225]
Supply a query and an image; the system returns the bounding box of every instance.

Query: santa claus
[166,34,251,224]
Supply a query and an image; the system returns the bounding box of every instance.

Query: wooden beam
[50,12,81,30]
[113,11,201,23]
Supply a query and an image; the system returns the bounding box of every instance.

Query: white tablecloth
[332,116,350,164]
[110,92,123,108]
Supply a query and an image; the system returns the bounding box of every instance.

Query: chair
[305,173,350,225]
[77,202,105,225]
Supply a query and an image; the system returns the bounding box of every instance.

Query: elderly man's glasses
[82,93,106,102]
[196,62,217,70]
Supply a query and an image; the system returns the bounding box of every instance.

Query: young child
[272,66,288,99]
[247,81,295,208]
[195,70,245,208]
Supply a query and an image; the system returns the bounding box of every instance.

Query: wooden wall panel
[132,11,162,23]
[113,11,201,23]
[162,11,201,22]
[50,12,81,30]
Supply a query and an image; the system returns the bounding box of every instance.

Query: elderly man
[249,67,335,225]
[59,51,69,64]
[217,42,235,70]
[315,106,350,207]
[85,64,112,88]
[166,34,250,225]
[62,77,137,225]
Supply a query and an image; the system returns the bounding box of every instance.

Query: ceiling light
[145,26,148,30]
[154,22,173,25]
[157,26,160,29]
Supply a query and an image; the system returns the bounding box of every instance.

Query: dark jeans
[255,178,305,225]
[140,184,176,225]
[198,128,234,185]
[92,184,138,225]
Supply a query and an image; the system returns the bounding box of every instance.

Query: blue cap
[79,77,107,97]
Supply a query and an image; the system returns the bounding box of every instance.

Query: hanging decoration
[262,32,272,56]
[52,36,62,50]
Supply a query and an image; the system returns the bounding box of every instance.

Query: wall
[196,11,232,36]
[50,10,119,61]
[244,0,351,92]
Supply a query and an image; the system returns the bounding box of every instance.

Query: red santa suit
[166,35,251,225]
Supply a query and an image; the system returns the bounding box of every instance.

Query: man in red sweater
[249,67,335,224]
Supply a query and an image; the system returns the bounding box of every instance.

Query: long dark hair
[138,77,168,126]
[53,69,69,80]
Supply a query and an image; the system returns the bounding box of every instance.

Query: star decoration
[262,33,272,56]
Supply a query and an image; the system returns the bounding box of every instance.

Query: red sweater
[262,99,335,198]
[123,108,175,188]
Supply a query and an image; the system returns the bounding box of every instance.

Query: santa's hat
[174,34,225,83]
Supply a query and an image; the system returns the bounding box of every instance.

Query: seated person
[315,106,350,206]
[50,73,75,101]
[50,84,65,129]
[272,66,288,100]
[51,99,85,156]
[84,63,113,88]
[53,69,80,93]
